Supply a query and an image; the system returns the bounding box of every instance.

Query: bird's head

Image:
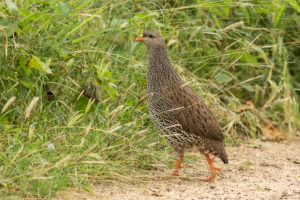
[135,30,165,50]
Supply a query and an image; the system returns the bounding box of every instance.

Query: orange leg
[200,154,221,182]
[171,154,184,176]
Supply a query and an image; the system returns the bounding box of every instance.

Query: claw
[200,154,221,182]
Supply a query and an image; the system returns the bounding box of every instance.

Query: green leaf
[215,71,233,83]
[5,0,19,16]
[27,56,52,74]
[69,0,93,16]
[274,2,287,26]
[19,79,34,89]
[6,23,18,36]
[0,18,18,36]
[135,13,149,18]
[65,6,107,37]
[66,58,74,68]
[241,83,255,92]
[72,29,113,43]
[110,18,128,27]
[58,2,70,16]
[240,53,258,64]
[74,97,93,112]
[106,83,118,99]
[286,0,300,13]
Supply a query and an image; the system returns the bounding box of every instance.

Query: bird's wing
[164,85,225,141]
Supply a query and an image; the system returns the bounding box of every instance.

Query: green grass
[0,0,299,198]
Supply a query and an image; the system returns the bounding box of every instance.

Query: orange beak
[135,36,144,41]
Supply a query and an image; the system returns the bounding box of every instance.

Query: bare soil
[58,139,300,200]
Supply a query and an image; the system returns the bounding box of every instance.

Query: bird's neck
[147,47,182,93]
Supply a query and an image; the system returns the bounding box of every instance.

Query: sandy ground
[58,139,300,200]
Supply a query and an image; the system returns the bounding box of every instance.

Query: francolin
[136,30,228,182]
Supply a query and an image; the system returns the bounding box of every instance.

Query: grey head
[136,30,166,50]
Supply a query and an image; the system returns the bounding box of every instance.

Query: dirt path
[58,139,300,200]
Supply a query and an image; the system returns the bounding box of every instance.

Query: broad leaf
[215,71,233,83]
[5,0,19,16]
[27,56,52,74]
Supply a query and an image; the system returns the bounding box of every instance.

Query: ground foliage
[0,0,299,198]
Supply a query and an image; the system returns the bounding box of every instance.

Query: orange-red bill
[135,36,144,41]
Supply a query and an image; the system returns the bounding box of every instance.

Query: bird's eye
[149,34,153,38]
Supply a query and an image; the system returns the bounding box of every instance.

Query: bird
[135,30,228,182]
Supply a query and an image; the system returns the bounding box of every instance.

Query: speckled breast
[147,93,200,151]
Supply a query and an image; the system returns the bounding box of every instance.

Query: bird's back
[165,84,225,141]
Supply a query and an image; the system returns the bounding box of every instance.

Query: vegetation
[0,0,299,198]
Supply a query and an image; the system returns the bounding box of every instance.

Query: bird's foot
[157,154,184,180]
[199,167,220,182]
[199,171,217,182]
[199,154,221,182]
[171,169,180,176]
